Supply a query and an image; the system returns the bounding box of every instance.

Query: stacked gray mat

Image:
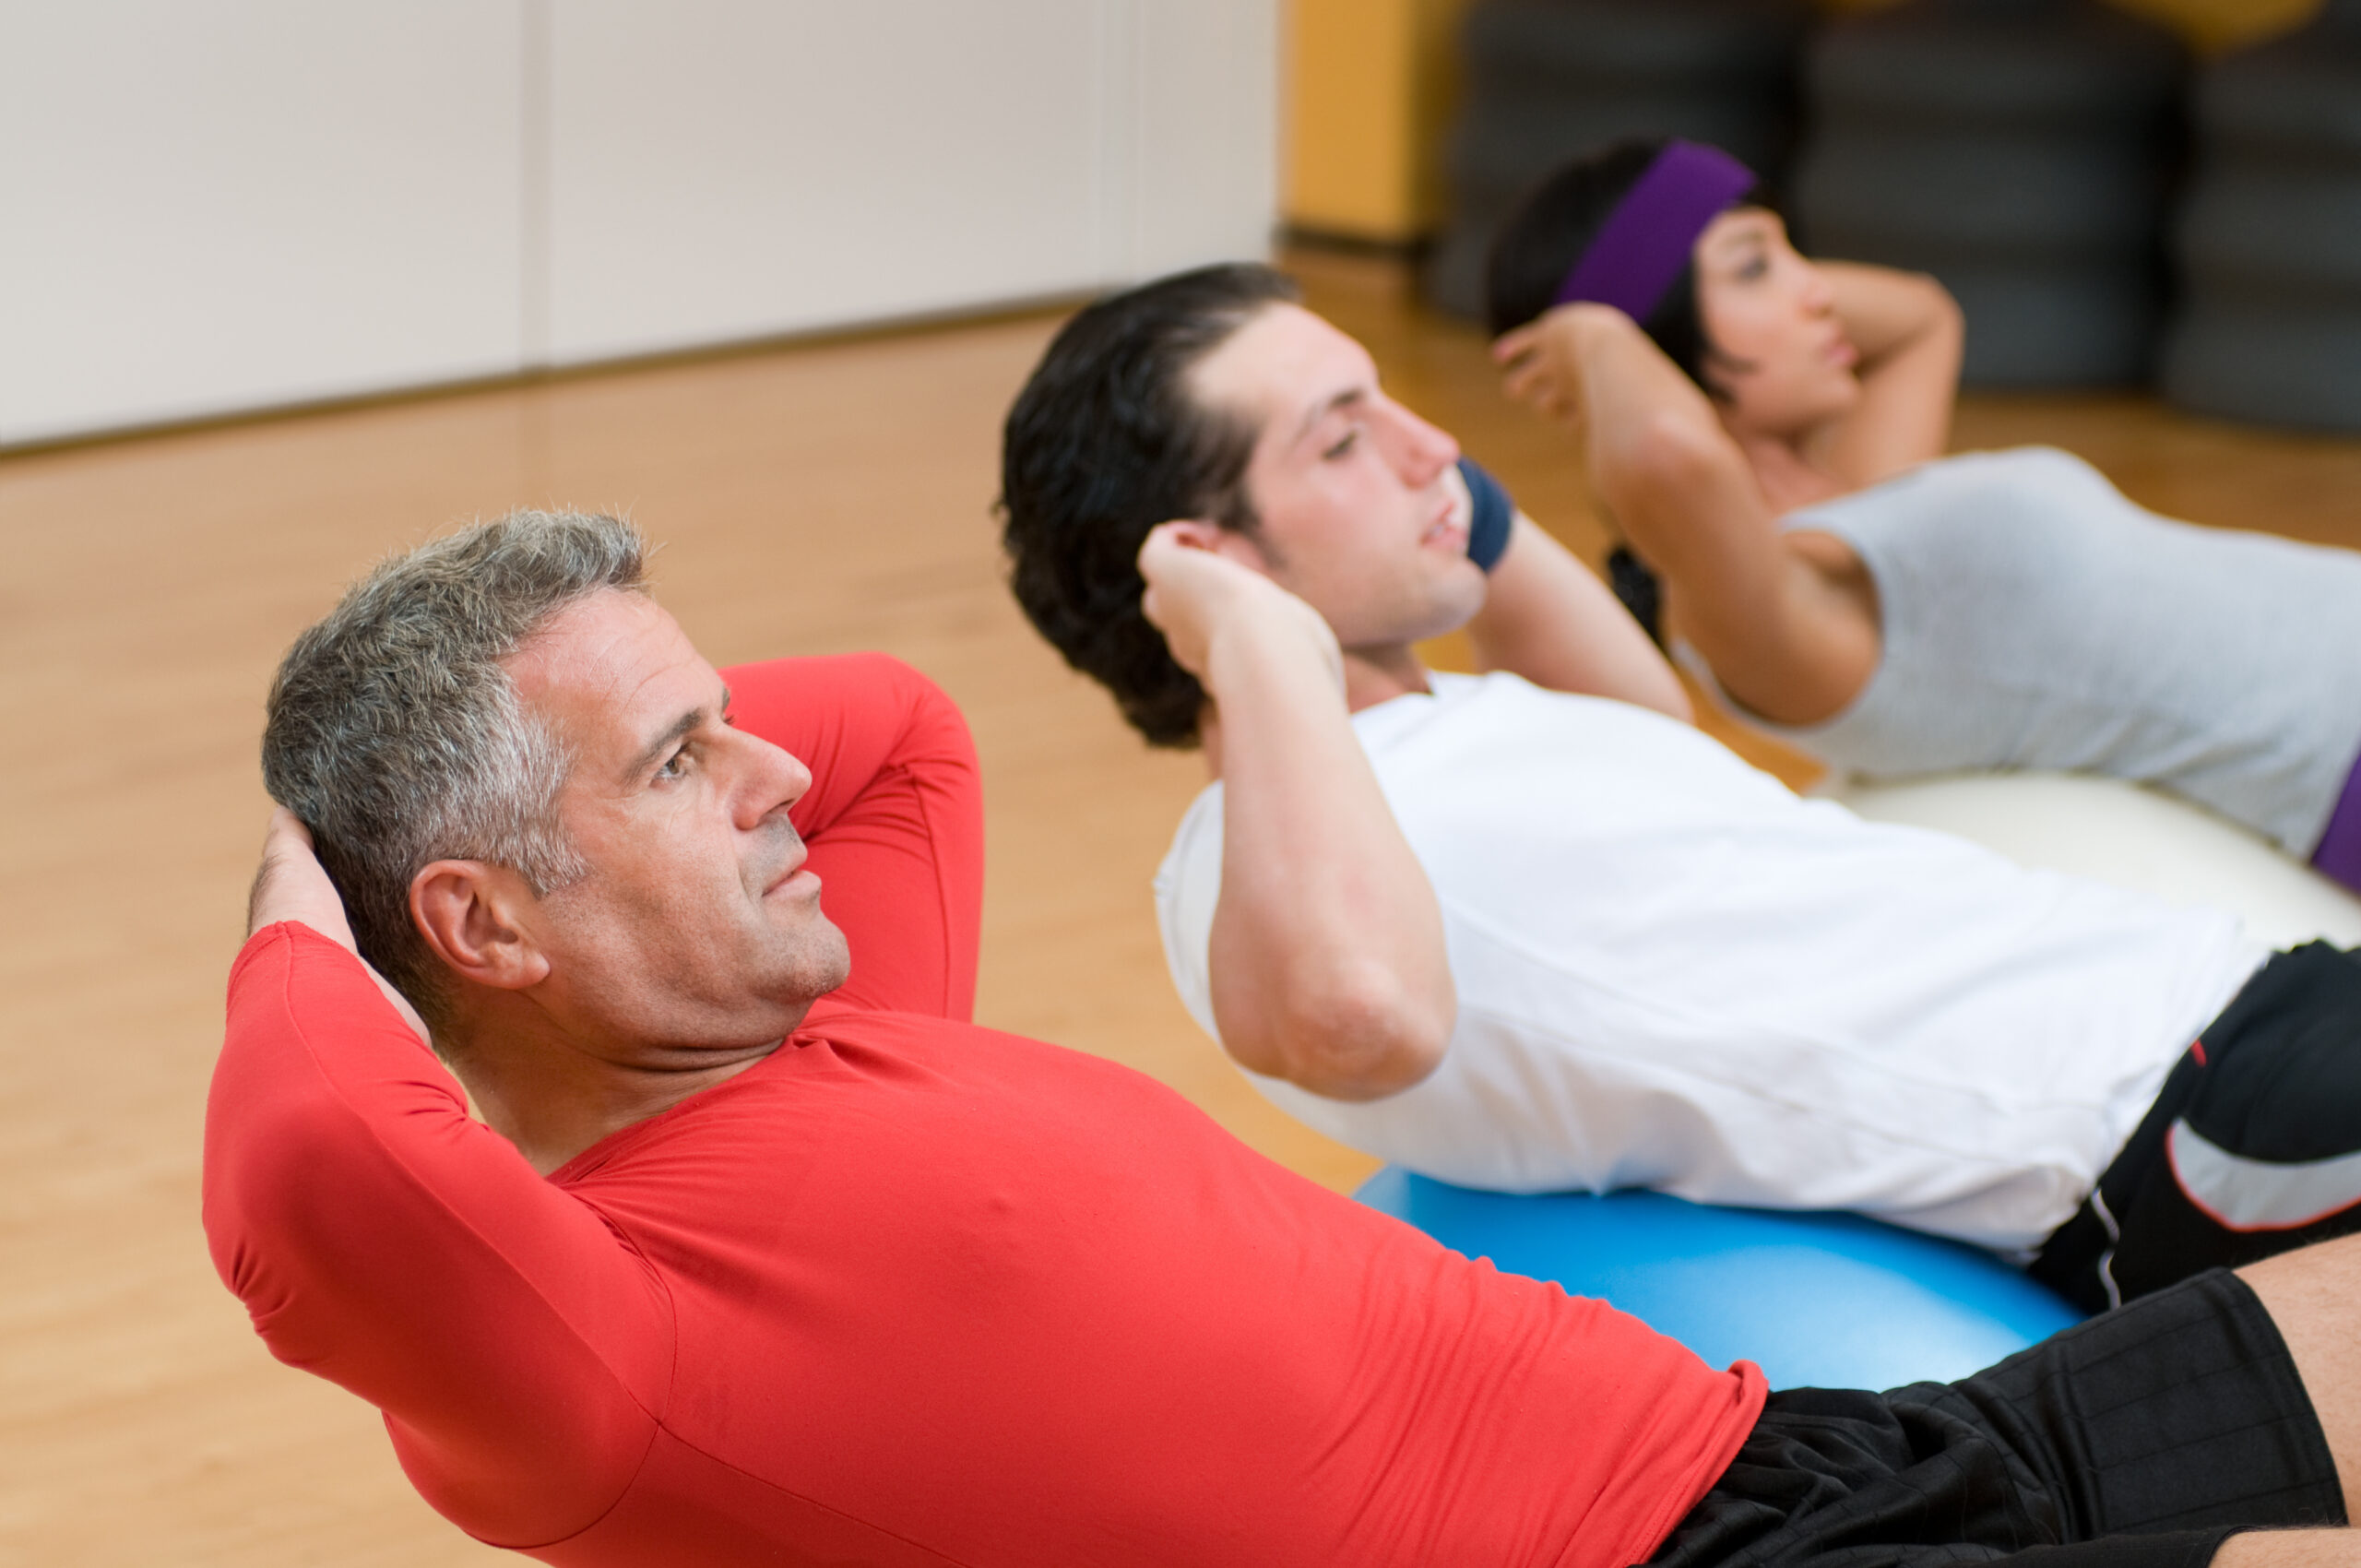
[2162,0,2361,432]
[1424,0,1808,322]
[1789,0,2184,388]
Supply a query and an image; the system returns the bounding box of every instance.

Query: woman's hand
[248,807,432,1048]
[1492,303,1631,427]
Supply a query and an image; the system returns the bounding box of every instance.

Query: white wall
[0,0,1278,447]
[0,5,528,445]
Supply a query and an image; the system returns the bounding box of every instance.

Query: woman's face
[1691,207,1859,440]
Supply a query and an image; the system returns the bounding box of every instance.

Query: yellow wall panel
[1285,0,1471,241]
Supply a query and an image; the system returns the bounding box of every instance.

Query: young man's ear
[1155,518,1273,575]
[410,861,552,992]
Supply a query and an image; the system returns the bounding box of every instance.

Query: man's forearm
[1200,612,1454,1100]
[2214,1530,2361,1568]
[1465,516,1691,720]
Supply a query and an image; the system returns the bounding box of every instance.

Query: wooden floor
[6,250,2361,1564]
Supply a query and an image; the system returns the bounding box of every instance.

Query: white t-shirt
[1155,671,2270,1251]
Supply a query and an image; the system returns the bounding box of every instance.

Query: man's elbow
[1263,967,1454,1103]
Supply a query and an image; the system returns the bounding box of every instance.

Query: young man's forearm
[1201,610,1455,1100]
[1465,515,1691,720]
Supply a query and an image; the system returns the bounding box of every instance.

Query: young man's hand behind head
[1136,521,1343,696]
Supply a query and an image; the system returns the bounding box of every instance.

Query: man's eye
[1323,428,1360,460]
[656,747,690,779]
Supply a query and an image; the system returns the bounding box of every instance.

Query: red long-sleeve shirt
[205,652,1764,1566]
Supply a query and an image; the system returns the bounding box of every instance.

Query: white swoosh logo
[2168,1119,2361,1231]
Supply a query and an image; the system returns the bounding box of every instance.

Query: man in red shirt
[208,509,2361,1567]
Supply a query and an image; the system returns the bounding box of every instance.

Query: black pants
[1649,1270,2344,1568]
[2033,943,2361,1313]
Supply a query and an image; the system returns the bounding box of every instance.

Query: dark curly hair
[1000,263,1300,749]
[1484,137,1760,396]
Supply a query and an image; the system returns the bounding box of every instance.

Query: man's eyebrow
[620,683,730,785]
[1291,386,1367,448]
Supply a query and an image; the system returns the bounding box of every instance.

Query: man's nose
[737,738,813,829]
[1387,402,1460,485]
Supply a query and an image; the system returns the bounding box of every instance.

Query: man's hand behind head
[1136,522,1343,695]
[248,807,431,1048]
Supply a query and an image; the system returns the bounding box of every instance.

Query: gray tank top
[1732,446,2361,855]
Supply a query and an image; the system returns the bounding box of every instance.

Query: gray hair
[261,509,649,1024]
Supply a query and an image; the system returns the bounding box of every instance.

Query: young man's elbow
[1271,974,1453,1102]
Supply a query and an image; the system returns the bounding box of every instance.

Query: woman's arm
[1814,262,1962,488]
[1139,526,1453,1101]
[1464,513,1692,721]
[1495,303,1880,726]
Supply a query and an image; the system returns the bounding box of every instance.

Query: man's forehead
[1192,303,1376,443]
[506,590,715,736]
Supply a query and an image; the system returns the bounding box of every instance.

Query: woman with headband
[1487,137,2361,893]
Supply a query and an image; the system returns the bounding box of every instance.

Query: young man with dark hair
[998,265,2361,1312]
[211,508,2361,1568]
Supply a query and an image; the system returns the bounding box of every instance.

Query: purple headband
[1550,139,1759,321]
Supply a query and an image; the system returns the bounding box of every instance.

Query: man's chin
[792,928,854,1003]
[1416,571,1490,644]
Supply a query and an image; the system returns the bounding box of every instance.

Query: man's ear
[1157,518,1273,575]
[410,861,552,992]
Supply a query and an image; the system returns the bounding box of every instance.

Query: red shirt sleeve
[721,654,983,1021]
[203,923,670,1550]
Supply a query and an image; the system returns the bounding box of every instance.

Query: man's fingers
[1137,518,1218,575]
[261,803,314,854]
[248,805,362,949]
[248,806,432,1047]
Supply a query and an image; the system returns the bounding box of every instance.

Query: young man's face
[1189,303,1489,654]
[500,589,850,1054]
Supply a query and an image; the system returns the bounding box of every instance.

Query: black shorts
[2033,943,2361,1313]
[1647,1269,2343,1568]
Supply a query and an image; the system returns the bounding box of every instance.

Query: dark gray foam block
[1791,0,2183,388]
[1425,0,1808,320]
[2162,2,2361,429]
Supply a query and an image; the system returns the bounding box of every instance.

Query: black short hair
[999,262,1300,749]
[1485,137,1757,396]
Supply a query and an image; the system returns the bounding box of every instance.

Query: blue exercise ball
[1358,1169,2083,1390]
